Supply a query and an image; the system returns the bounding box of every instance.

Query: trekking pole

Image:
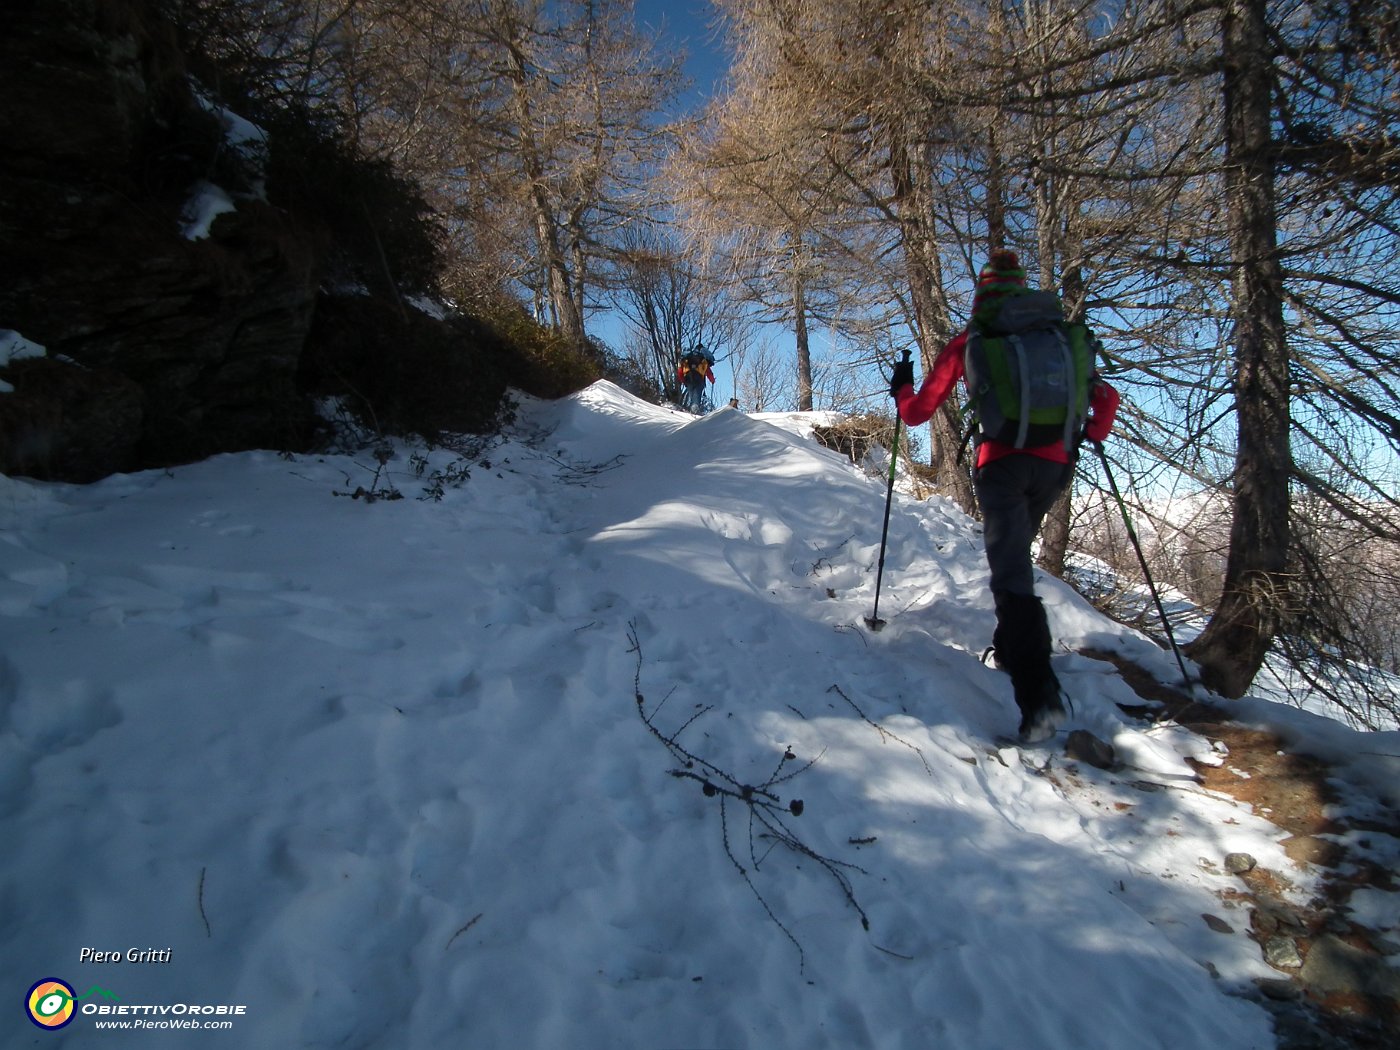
[1091,439,1195,691]
[865,348,911,632]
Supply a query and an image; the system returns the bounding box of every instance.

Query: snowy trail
[1,381,1356,1048]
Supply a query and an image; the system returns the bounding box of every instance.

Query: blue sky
[633,0,731,106]
[590,3,735,365]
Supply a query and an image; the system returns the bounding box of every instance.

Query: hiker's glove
[1083,380,1121,443]
[889,360,914,398]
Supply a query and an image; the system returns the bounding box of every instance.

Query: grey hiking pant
[974,454,1074,598]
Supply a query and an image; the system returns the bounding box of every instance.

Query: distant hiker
[677,345,716,414]
[889,250,1120,742]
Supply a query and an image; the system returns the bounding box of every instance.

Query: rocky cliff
[0,0,591,483]
[0,0,332,481]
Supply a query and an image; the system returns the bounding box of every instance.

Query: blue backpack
[963,290,1096,451]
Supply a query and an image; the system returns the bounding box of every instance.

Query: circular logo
[26,978,77,1030]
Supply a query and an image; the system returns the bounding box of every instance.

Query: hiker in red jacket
[890,250,1120,742]
[677,345,716,414]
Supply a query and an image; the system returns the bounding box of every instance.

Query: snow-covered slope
[3,381,1389,1047]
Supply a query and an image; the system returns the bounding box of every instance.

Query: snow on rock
[178,89,272,239]
[0,328,46,393]
[179,179,238,240]
[192,84,271,197]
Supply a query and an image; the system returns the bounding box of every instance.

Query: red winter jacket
[895,330,1120,469]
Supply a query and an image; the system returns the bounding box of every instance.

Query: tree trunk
[1184,0,1291,698]
[502,30,587,352]
[1025,3,1076,578]
[890,127,976,514]
[986,122,1007,252]
[792,263,813,411]
[1037,261,1085,578]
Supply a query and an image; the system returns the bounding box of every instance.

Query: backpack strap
[1056,326,1077,452]
[1008,333,1032,448]
[962,327,986,445]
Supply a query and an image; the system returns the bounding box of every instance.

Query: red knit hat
[971,249,1027,327]
[977,250,1026,289]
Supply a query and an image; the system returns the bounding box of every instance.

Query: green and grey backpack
[963,289,1096,451]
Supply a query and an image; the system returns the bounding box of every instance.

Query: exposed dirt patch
[1082,648,1400,1047]
[1191,722,1348,870]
